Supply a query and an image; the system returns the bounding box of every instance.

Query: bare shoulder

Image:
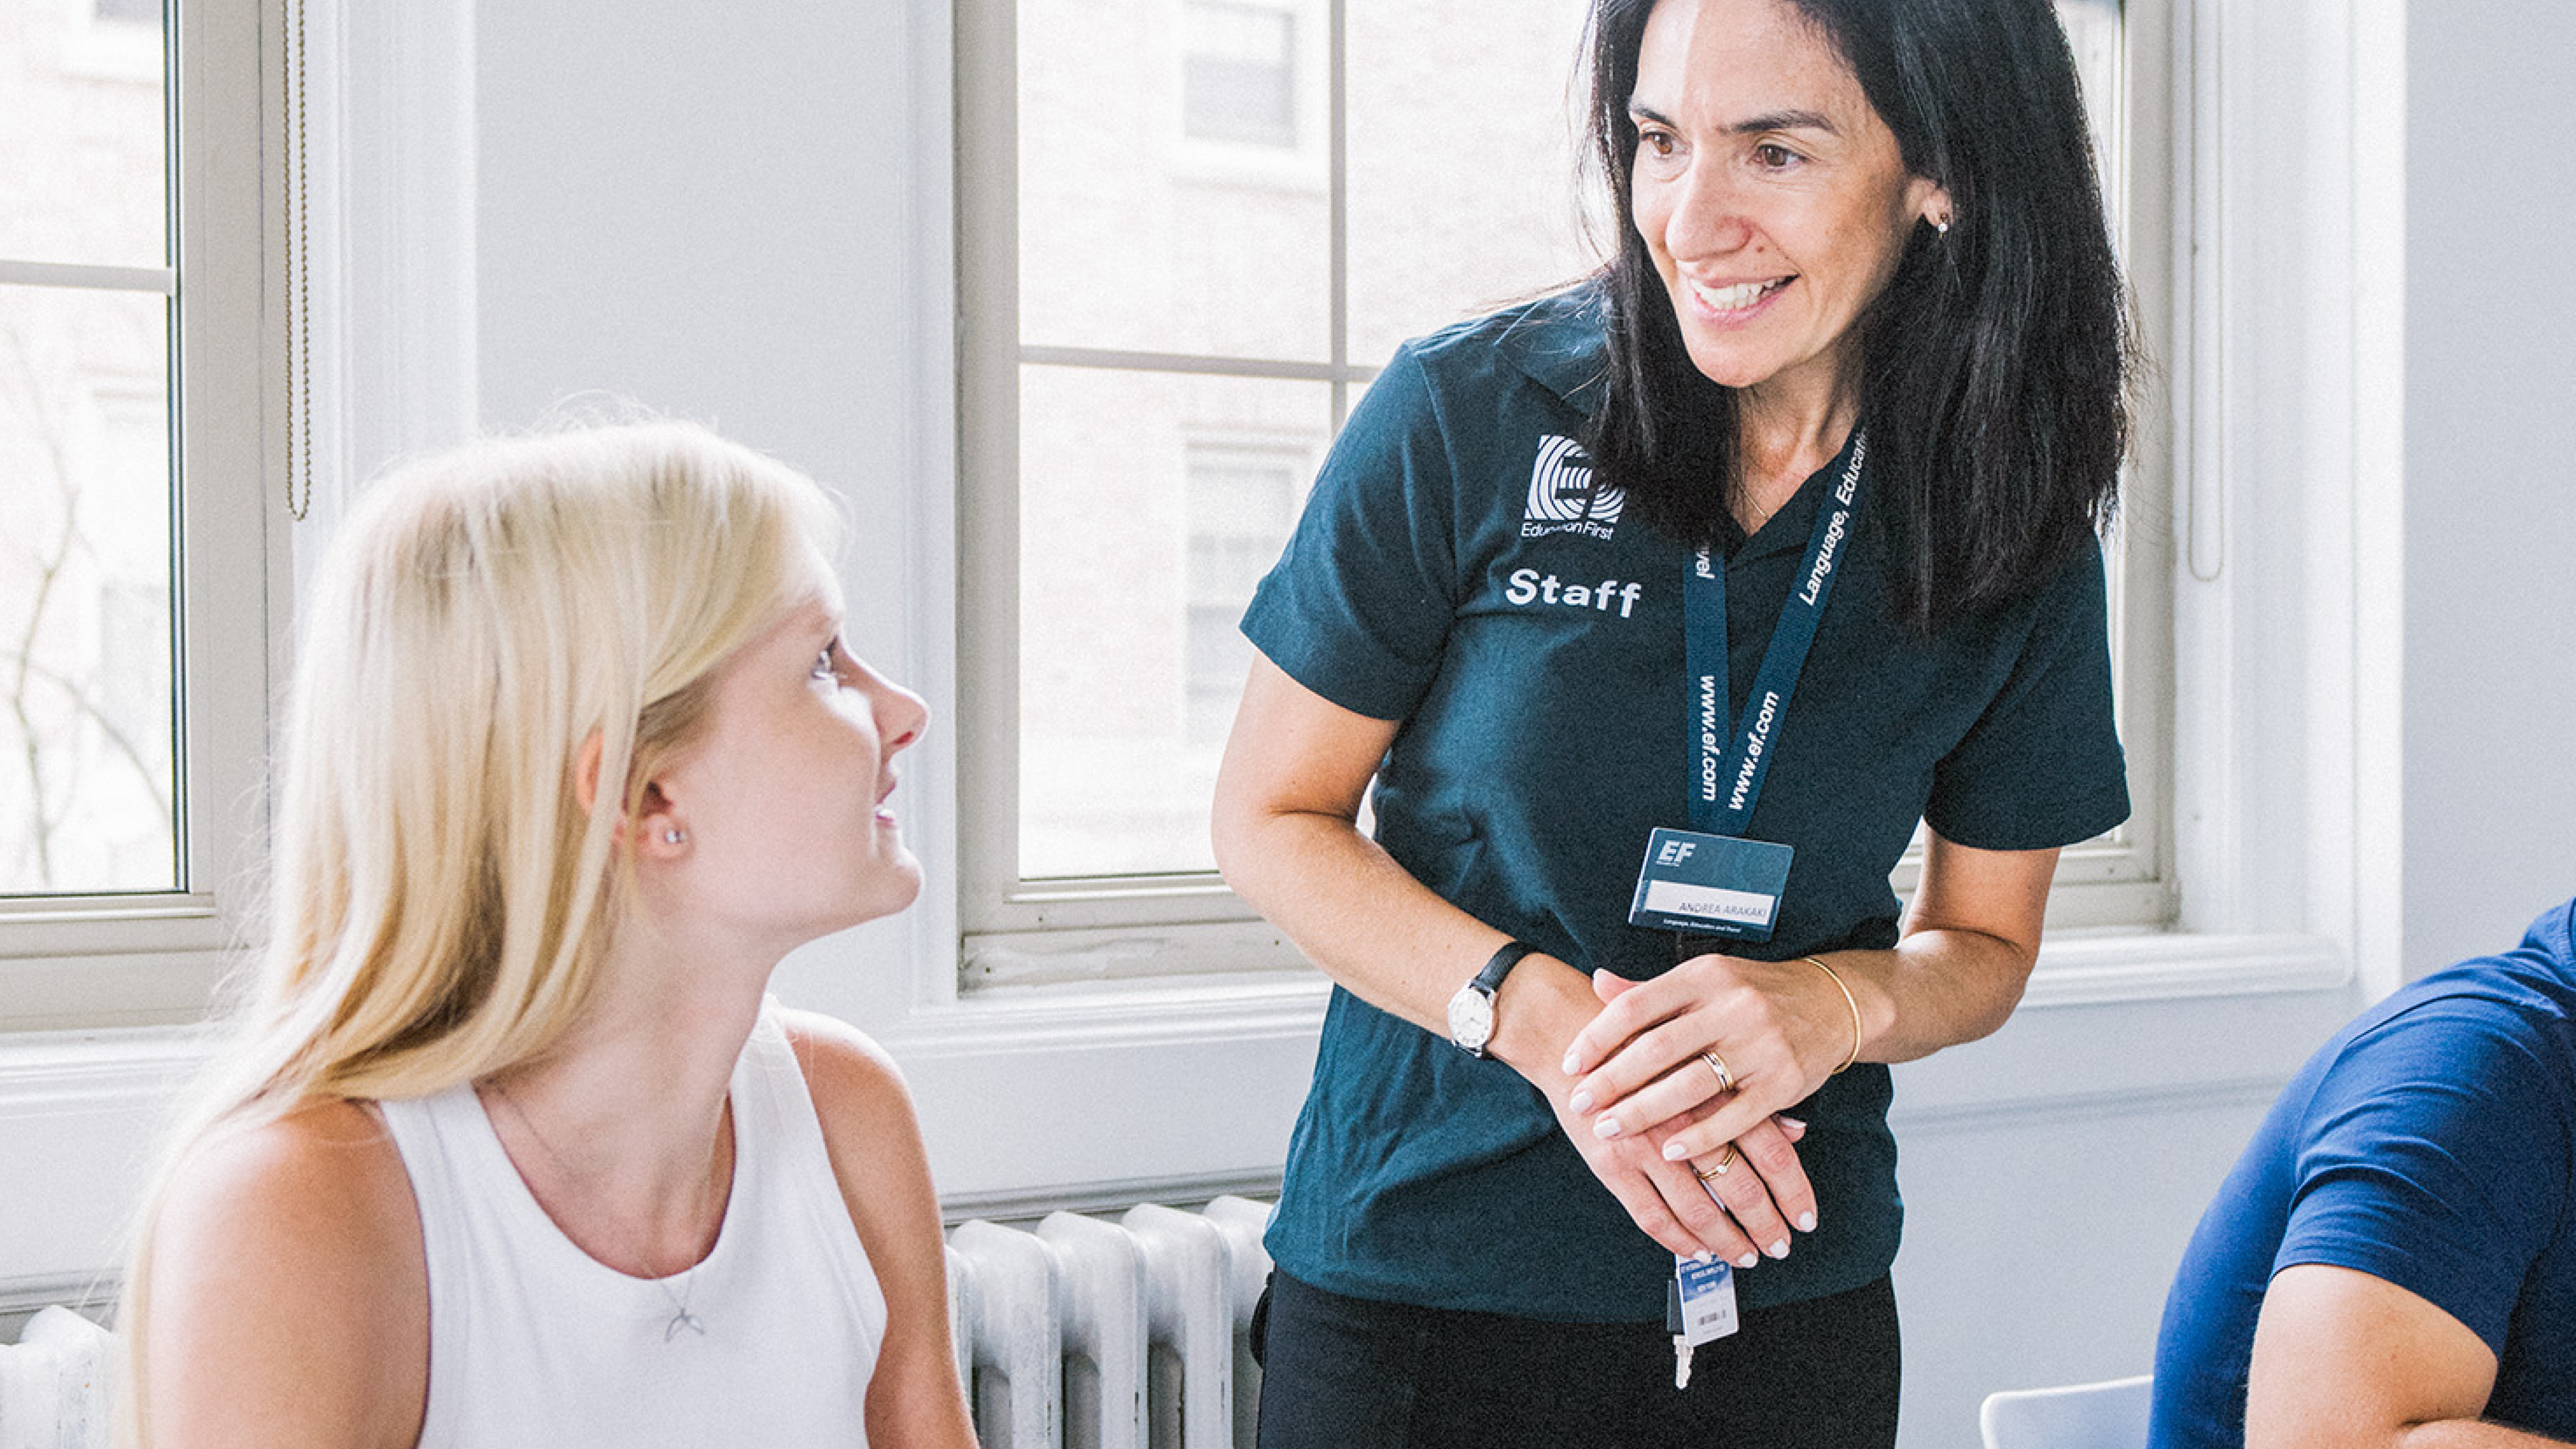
[775,1010,975,1447]
[774,1007,946,1275]
[146,1097,428,1447]
[155,1096,421,1292]
[775,1008,936,1208]
[777,1007,916,1130]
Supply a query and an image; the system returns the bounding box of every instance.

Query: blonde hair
[117,420,841,1442]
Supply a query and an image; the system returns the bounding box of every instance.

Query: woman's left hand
[1563,953,1855,1175]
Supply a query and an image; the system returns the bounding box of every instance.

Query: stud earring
[663,827,686,845]
[1934,215,1951,236]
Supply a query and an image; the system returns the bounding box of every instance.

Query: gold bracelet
[1801,955,1862,1075]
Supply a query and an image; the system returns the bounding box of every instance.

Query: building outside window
[1181,0,1299,148]
[1183,438,1312,749]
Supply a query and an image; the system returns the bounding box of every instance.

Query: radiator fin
[947,1196,1274,1449]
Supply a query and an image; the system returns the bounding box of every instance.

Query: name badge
[1627,828,1792,941]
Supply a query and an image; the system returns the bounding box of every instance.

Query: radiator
[0,1307,113,1449]
[947,1196,1275,1449]
[0,1199,1278,1449]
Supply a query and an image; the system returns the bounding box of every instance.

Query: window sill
[0,945,233,1032]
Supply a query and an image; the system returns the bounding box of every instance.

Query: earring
[1935,213,1953,236]
[663,827,686,845]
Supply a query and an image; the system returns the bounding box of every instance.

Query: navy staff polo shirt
[1243,284,2129,1321]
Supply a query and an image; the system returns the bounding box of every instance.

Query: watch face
[1448,986,1494,1053]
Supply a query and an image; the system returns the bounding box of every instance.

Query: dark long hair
[1582,0,2133,632]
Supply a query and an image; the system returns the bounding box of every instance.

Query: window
[961,0,2175,982]
[0,0,273,1029]
[2031,0,2177,930]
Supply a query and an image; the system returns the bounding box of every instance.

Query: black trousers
[1252,1269,1901,1449]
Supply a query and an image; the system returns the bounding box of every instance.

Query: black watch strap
[1474,939,1542,996]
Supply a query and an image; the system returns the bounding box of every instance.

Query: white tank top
[378,1003,885,1448]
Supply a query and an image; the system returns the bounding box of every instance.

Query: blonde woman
[122,423,974,1448]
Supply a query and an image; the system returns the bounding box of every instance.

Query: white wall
[472,0,949,1039]
[2400,0,2576,975]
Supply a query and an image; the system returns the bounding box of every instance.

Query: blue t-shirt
[2150,899,2576,1446]
[1243,286,2131,1321]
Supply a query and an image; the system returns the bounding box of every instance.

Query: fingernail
[1796,1212,1817,1232]
[1693,1250,1712,1265]
[1562,1053,1581,1075]
[1569,1089,1593,1114]
[1592,1116,1622,1140]
[1766,1239,1789,1259]
[1661,1141,1689,1161]
[1736,1252,1759,1269]
[1778,1116,1807,1132]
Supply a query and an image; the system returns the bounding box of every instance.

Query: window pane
[0,0,169,269]
[2058,0,2136,855]
[1019,364,1328,879]
[1018,0,1329,360]
[0,286,178,895]
[1344,1,1600,367]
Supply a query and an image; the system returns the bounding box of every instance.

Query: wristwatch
[1447,940,1542,1057]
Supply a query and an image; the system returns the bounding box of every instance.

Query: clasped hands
[1548,951,1849,1269]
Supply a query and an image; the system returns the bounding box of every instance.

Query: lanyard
[1682,431,1868,837]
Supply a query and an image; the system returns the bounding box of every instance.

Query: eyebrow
[790,596,842,635]
[1627,101,1842,138]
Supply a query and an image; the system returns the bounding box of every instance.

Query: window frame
[0,0,276,1032]
[957,0,2178,986]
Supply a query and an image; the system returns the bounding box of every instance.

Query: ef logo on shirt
[1521,434,1623,540]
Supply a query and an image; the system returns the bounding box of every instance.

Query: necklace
[489,1078,720,1341]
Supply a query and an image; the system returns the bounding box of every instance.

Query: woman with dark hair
[1211,0,2131,1444]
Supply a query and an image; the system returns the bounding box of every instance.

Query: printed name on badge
[1629,828,1792,941]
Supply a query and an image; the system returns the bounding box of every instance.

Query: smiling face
[1627,0,1945,414]
[647,566,930,953]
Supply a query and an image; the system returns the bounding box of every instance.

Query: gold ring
[1701,1050,1734,1095]
[1692,1144,1739,1180]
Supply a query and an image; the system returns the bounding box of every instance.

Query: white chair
[1979,1373,2153,1449]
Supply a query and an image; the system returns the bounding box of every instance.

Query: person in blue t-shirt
[2151,899,2576,1449]
[1210,0,2134,1444]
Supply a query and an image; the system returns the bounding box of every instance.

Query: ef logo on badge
[1629,827,1792,941]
